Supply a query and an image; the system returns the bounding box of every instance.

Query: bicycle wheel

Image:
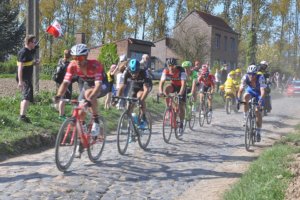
[206,100,212,124]
[198,101,205,127]
[225,97,231,114]
[137,111,152,150]
[188,100,196,130]
[88,116,106,162]
[183,99,192,132]
[162,108,174,143]
[55,118,78,172]
[244,114,252,151]
[251,117,257,145]
[117,111,131,155]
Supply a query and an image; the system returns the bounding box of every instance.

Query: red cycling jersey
[161,66,186,87]
[198,74,215,87]
[64,60,104,83]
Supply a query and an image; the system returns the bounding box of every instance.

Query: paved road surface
[0,97,300,200]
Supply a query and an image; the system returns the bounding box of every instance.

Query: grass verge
[0,91,165,159]
[223,126,300,200]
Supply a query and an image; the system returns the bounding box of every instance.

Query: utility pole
[26,0,39,93]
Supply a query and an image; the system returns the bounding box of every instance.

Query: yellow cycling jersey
[224,77,238,89]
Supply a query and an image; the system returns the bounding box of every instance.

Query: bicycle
[224,89,237,114]
[55,99,106,172]
[184,91,196,131]
[112,96,152,155]
[198,92,213,127]
[238,97,258,151]
[158,93,183,143]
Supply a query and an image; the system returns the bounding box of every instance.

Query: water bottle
[131,113,138,125]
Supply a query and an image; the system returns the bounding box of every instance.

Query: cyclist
[182,61,198,101]
[224,70,238,100]
[237,64,266,142]
[159,58,187,135]
[258,60,272,115]
[117,59,152,128]
[197,68,215,115]
[54,44,107,137]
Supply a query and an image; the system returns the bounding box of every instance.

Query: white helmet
[247,64,258,74]
[70,44,89,56]
[260,60,268,66]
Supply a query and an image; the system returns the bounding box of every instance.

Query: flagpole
[36,31,47,46]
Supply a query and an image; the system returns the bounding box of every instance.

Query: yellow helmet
[235,68,241,73]
[229,70,235,76]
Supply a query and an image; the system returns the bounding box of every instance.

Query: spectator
[192,60,201,71]
[16,35,39,123]
[53,49,73,120]
[115,60,128,109]
[104,64,118,110]
[140,54,151,70]
[214,68,221,92]
[220,64,228,84]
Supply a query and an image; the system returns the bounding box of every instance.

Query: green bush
[0,55,17,74]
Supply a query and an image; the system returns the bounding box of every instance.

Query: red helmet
[201,68,209,77]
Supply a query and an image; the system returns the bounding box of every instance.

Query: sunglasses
[73,55,86,62]
[168,65,175,67]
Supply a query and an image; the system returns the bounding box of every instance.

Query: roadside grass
[0,91,165,156]
[224,127,300,200]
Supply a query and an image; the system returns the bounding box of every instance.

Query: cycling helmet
[202,64,208,68]
[201,68,209,77]
[235,68,241,73]
[181,61,192,68]
[259,60,268,71]
[247,64,258,74]
[70,44,89,56]
[129,59,140,73]
[229,70,236,76]
[167,58,177,66]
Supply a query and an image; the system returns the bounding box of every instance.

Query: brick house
[152,10,239,70]
[87,37,155,63]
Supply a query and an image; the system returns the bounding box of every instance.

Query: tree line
[1,0,300,75]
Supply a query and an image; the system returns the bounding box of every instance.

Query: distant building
[151,10,239,70]
[88,37,155,63]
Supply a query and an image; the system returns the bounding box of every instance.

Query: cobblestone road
[0,97,300,200]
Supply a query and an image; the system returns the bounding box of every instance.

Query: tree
[172,22,209,62]
[98,43,119,71]
[0,0,25,61]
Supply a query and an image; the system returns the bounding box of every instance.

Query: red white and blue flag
[46,20,63,38]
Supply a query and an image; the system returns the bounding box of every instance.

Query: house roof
[175,10,238,35]
[116,37,155,47]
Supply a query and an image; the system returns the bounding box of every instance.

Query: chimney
[75,32,86,44]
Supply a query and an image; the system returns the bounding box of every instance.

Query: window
[215,34,221,49]
[230,37,235,52]
[224,36,227,51]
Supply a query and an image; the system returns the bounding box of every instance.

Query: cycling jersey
[198,74,215,87]
[186,70,198,88]
[123,69,152,89]
[224,77,238,90]
[240,74,266,92]
[161,66,186,87]
[64,60,104,86]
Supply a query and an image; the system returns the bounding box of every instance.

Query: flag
[46,20,63,38]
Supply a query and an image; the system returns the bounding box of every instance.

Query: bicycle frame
[61,100,91,148]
